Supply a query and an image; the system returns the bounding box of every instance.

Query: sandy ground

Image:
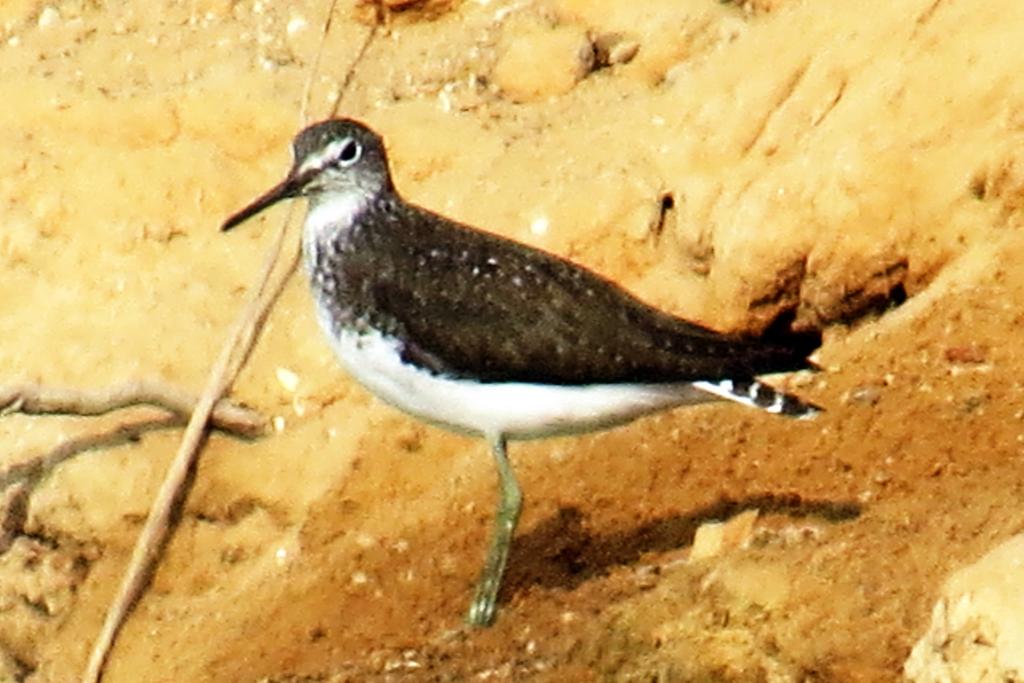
[2,0,1024,680]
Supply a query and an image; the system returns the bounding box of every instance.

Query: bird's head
[222,118,392,231]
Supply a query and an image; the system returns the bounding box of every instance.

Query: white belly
[319,324,718,440]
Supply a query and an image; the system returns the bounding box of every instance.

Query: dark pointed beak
[222,169,308,231]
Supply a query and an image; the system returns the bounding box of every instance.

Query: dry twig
[0,381,265,438]
[0,383,263,564]
[81,3,378,682]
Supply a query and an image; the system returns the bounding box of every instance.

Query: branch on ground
[0,382,266,553]
[0,381,266,437]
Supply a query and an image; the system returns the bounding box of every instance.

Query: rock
[904,533,1024,682]
[592,32,640,68]
[843,384,882,406]
[690,508,759,561]
[944,344,988,364]
[492,23,594,102]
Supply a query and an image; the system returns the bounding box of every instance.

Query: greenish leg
[466,434,522,627]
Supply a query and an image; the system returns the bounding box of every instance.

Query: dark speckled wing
[338,200,819,385]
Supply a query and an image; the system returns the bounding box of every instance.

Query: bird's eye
[338,139,361,166]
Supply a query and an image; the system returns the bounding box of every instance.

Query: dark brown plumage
[311,193,819,386]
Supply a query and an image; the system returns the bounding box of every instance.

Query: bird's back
[316,197,819,386]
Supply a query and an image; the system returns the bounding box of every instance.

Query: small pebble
[275,366,300,392]
[944,344,987,364]
[845,385,881,406]
[286,15,307,35]
[38,6,60,28]
[530,215,549,236]
[592,32,640,68]
[690,508,759,560]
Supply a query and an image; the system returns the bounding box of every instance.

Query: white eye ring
[337,138,361,166]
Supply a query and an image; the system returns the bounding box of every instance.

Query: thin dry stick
[80,198,300,683]
[0,414,184,557]
[1,415,177,490]
[0,382,265,438]
[0,410,262,493]
[82,5,378,682]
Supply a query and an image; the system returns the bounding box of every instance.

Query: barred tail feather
[691,378,821,419]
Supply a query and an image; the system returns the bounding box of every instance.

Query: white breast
[305,190,365,238]
[316,325,718,441]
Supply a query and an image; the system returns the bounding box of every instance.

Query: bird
[222,118,822,627]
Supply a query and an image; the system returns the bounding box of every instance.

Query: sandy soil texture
[2,0,1024,681]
